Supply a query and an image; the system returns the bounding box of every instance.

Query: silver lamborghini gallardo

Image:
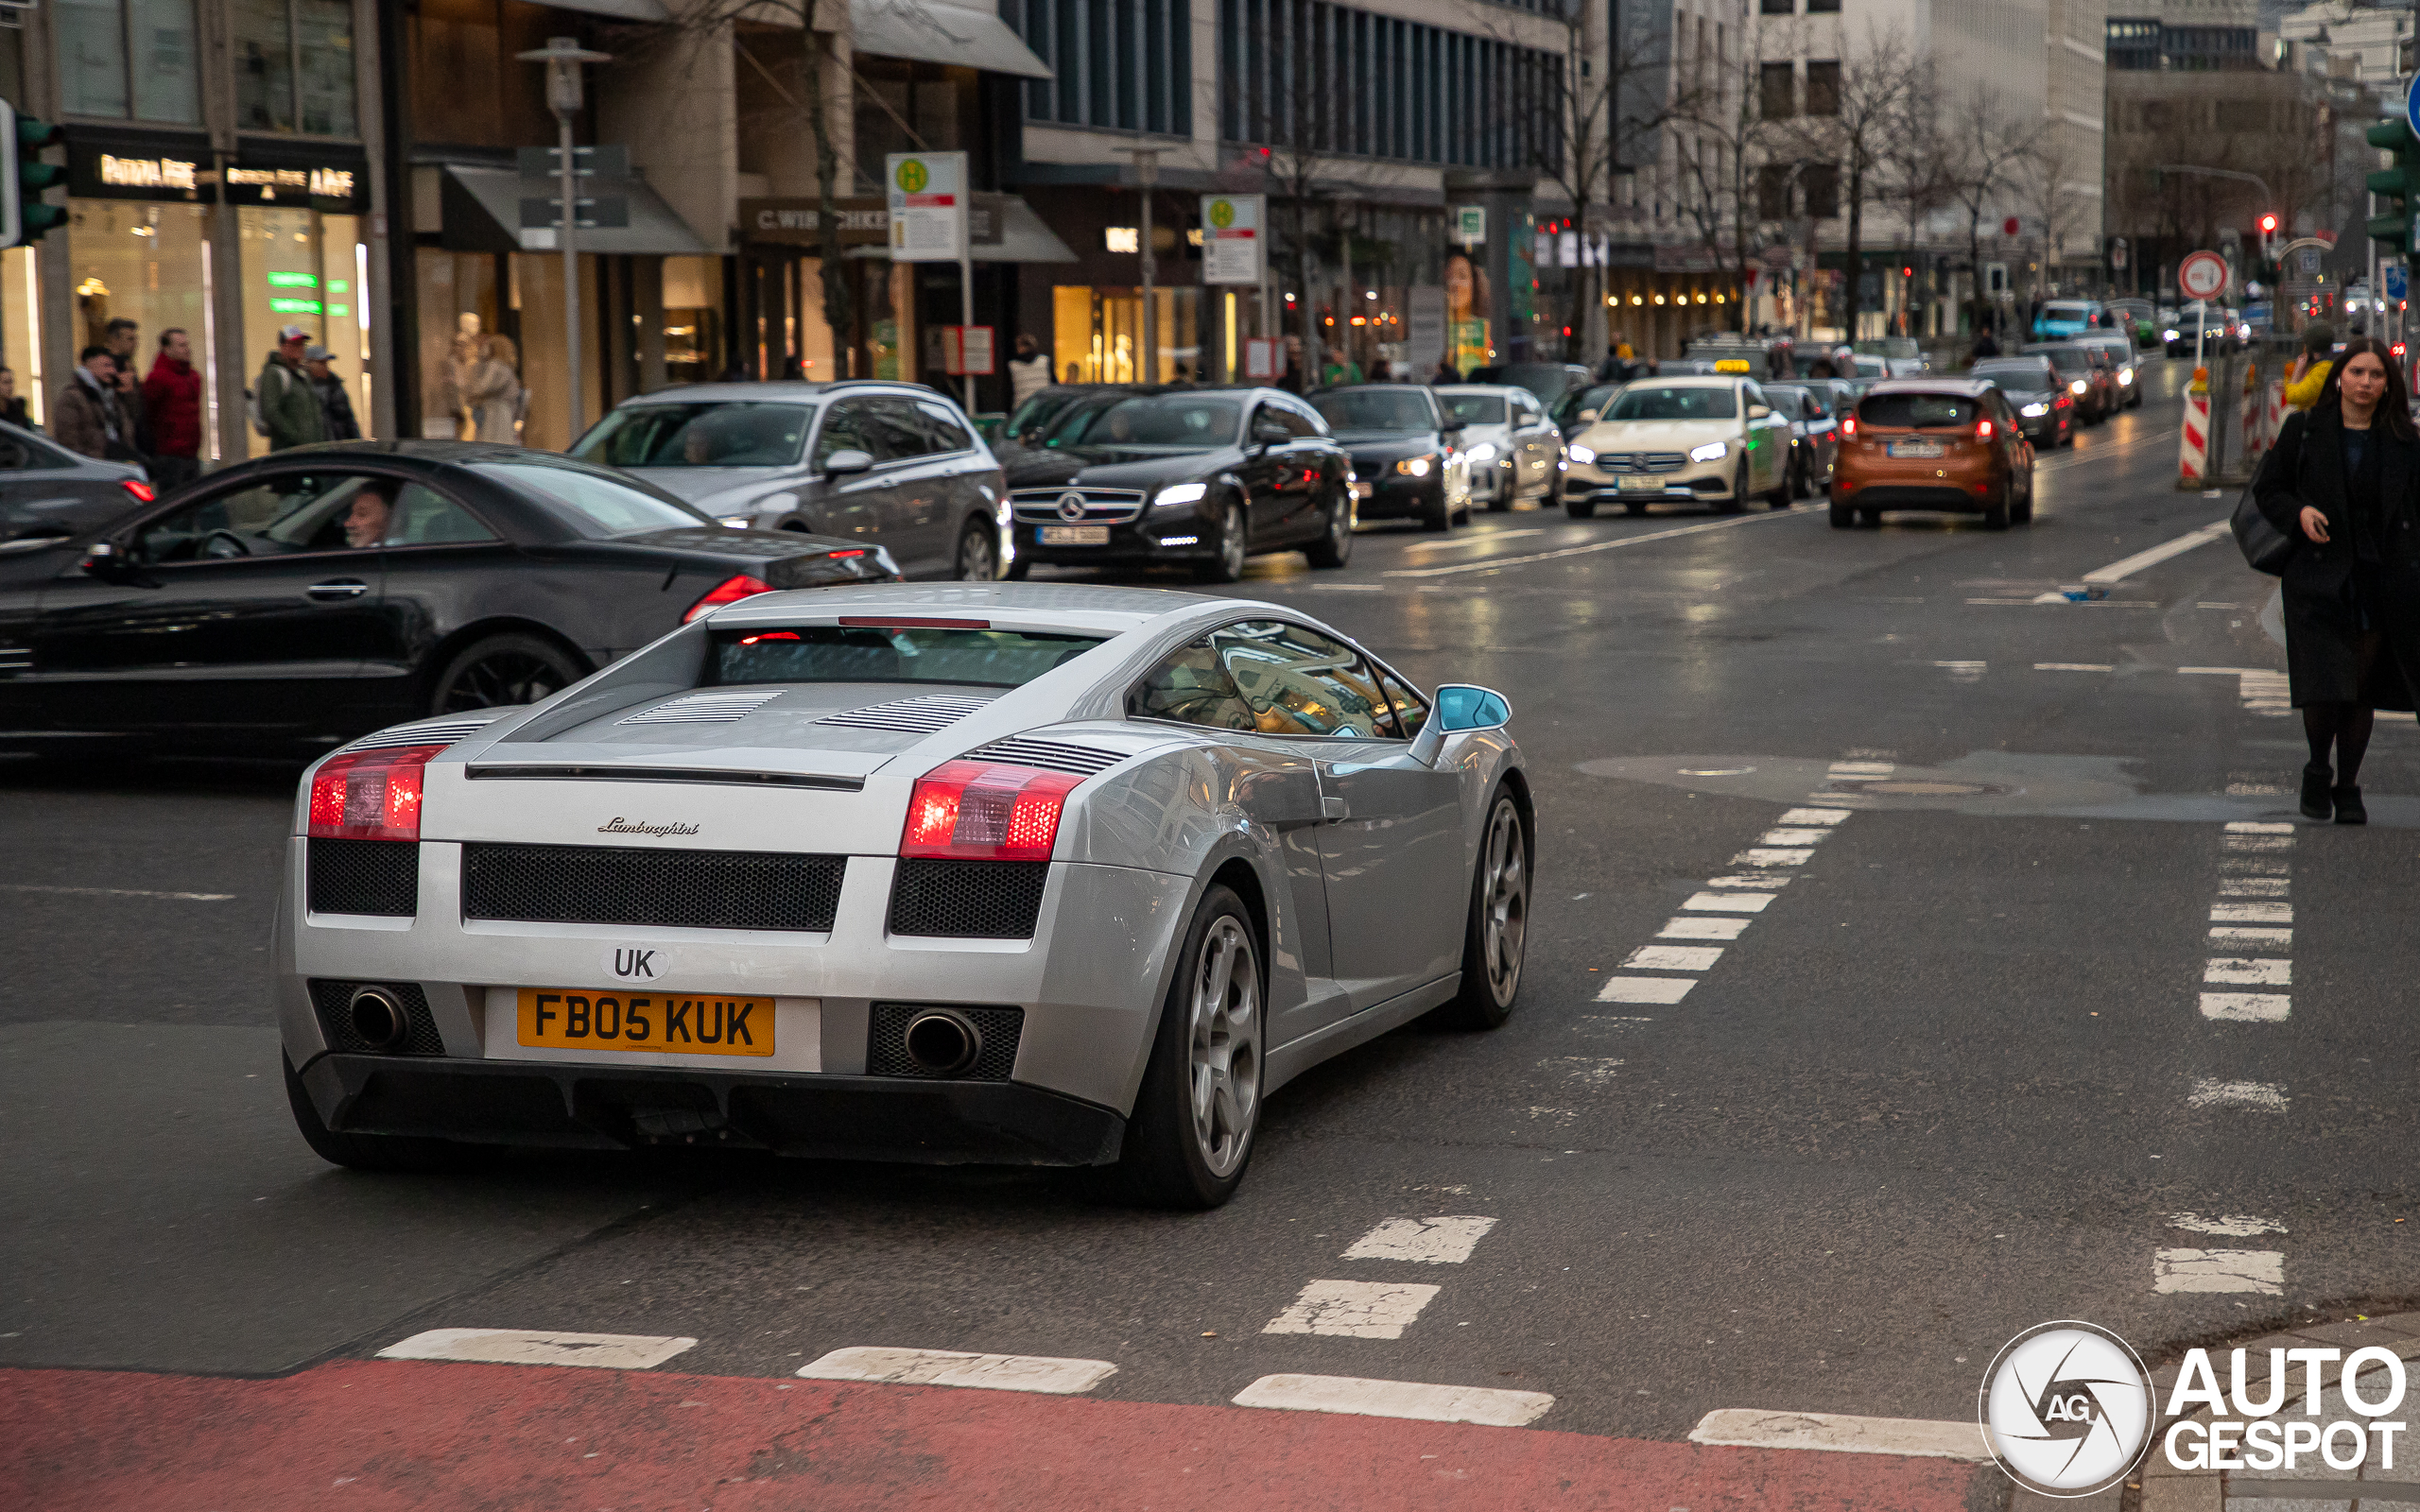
[277,583,1530,1207]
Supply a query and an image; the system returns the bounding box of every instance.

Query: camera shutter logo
[1979,1320,2154,1496]
[1056,491,1089,522]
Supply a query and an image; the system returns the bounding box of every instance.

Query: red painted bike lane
[2,1358,1982,1510]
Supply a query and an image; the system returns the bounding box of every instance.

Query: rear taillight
[307,744,448,842]
[683,573,774,623]
[122,479,155,503]
[1975,419,1994,441]
[1840,415,1858,439]
[901,760,1084,862]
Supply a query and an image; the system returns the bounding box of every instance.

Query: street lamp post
[1127,148,1160,383]
[519,36,612,444]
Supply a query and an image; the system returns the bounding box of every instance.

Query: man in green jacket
[258,324,327,450]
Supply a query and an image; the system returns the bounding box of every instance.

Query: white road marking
[1932,661,1987,682]
[1659,916,1751,940]
[1263,1280,1443,1339]
[1780,807,1851,825]
[2209,926,2292,947]
[1705,873,1791,888]
[1233,1374,1554,1427]
[0,883,236,902]
[1401,528,1548,554]
[2205,958,2290,986]
[2187,1078,2290,1111]
[2225,821,2296,834]
[379,1329,699,1370]
[1341,1216,1498,1264]
[1828,762,1895,777]
[2079,518,2230,585]
[1686,1409,1988,1460]
[1544,1057,1625,1085]
[2221,855,2290,876]
[2167,1212,2289,1237]
[1623,944,1723,971]
[1733,847,1815,867]
[796,1348,1117,1395]
[2034,662,2115,672]
[2211,902,2292,924]
[2219,877,2290,898]
[2201,991,2291,1022]
[1596,976,1697,1004]
[1682,891,1772,913]
[2153,1247,2285,1295]
[2224,834,2295,852]
[1757,828,1831,846]
[1381,507,1807,579]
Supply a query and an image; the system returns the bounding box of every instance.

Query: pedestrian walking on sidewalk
[141,328,204,490]
[2250,335,2420,823]
[2283,322,2336,412]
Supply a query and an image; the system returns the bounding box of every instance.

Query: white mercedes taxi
[1560,374,1794,518]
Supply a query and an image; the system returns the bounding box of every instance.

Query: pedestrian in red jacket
[141,328,203,490]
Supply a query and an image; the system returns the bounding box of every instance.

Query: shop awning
[849,0,1053,78]
[441,164,709,257]
[534,0,670,19]
[980,198,1076,263]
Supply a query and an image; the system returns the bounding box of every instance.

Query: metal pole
[1134,150,1157,383]
[559,104,581,436]
[960,246,975,412]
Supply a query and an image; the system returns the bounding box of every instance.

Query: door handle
[1321,794,1348,820]
[306,579,369,600]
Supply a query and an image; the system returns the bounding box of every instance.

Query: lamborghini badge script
[597,817,702,836]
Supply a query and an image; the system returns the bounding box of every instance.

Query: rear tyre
[1564,498,1596,520]
[428,632,586,716]
[1195,498,1249,583]
[1829,502,1856,528]
[951,519,1001,581]
[1716,459,1747,514]
[1304,490,1354,569]
[1485,472,1512,512]
[1766,469,1792,510]
[1114,885,1262,1209]
[1428,790,1529,1031]
[1422,485,1452,532]
[285,1055,480,1174]
[2013,474,2035,524]
[1982,484,2011,531]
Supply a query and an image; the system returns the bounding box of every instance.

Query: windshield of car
[1602,385,1737,421]
[1972,359,2056,388]
[469,460,715,537]
[1005,389,1082,443]
[1311,389,1435,432]
[1438,393,1508,424]
[1554,384,1620,425]
[571,402,812,469]
[2032,347,2092,374]
[1069,394,1243,448]
[2043,302,2097,321]
[1858,393,1980,429]
[1764,385,1824,417]
[709,626,1104,688]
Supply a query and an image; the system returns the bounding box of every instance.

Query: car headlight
[1463,442,1499,463]
[2069,380,2087,395]
[2020,402,2049,418]
[2164,329,2180,341]
[1394,455,1434,476]
[1688,440,1728,463]
[2119,368,2135,384]
[1566,444,1596,464]
[1154,482,1209,508]
[717,514,752,529]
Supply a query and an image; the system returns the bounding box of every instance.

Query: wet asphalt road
[8,360,2417,1447]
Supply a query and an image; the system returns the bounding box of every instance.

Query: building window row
[1754,159,1840,219]
[58,0,354,135]
[2104,17,2258,72]
[1217,0,1561,171]
[1010,0,1195,137]
[1758,58,1839,119]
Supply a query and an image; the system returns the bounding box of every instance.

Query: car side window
[386,484,498,545]
[129,472,421,564]
[862,398,935,463]
[1743,381,1768,412]
[1275,404,1321,438]
[914,400,974,455]
[1374,666,1428,737]
[1129,638,1255,730]
[1210,619,1397,740]
[813,401,873,470]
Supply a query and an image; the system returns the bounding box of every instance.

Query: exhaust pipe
[347,986,409,1051]
[902,1009,980,1076]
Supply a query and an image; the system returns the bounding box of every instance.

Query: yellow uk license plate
[515,988,773,1057]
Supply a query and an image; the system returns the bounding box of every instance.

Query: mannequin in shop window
[441,314,484,439]
[467,335,524,444]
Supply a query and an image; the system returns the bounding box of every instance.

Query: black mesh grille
[867,1004,1025,1080]
[307,839,419,917]
[462,844,845,932]
[889,860,1048,938]
[308,978,446,1056]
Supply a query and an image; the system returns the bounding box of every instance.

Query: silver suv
[571,381,1011,579]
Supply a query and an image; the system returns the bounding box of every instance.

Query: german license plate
[1352,480,1374,499]
[1040,524,1109,545]
[515,988,772,1057]
[1617,475,1662,491]
[1887,440,1944,458]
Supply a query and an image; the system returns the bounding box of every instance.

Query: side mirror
[823,448,874,477]
[1441,416,1468,434]
[1748,404,1772,420]
[1409,683,1512,766]
[1578,408,1599,423]
[1250,418,1291,444]
[81,540,142,582]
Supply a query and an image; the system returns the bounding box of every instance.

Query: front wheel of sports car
[284,1056,480,1173]
[1115,885,1262,1209]
[1432,790,1529,1030]
[429,632,586,716]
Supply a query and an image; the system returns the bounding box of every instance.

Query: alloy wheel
[440,650,568,712]
[1217,504,1248,578]
[1478,799,1528,1004]
[956,524,999,581]
[1185,916,1261,1178]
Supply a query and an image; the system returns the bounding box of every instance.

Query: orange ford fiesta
[1829,379,2035,530]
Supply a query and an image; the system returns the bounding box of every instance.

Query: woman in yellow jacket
[2284,322,2336,410]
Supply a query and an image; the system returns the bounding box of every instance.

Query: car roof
[709,581,1261,638]
[614,381,946,406]
[1616,374,1738,388]
[1865,378,1996,396]
[1432,385,1530,397]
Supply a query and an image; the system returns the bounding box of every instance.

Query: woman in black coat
[2250,335,2420,822]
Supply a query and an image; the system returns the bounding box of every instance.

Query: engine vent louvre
[337,719,496,753]
[962,737,1128,777]
[619,690,786,727]
[815,694,994,734]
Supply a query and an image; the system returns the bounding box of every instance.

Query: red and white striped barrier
[2179,370,2209,488]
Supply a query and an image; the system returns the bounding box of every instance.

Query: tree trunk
[1844,156,1866,338]
[802,9,854,370]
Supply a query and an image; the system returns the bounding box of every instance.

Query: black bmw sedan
[0,440,896,757]
[998,387,1354,581]
[1305,385,1470,531]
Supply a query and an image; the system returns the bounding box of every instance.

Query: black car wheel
[1829,500,1855,528]
[1196,498,1248,583]
[429,632,586,716]
[1304,490,1353,569]
[1420,484,1451,531]
[952,519,1000,581]
[1565,497,1596,519]
[1716,458,1747,514]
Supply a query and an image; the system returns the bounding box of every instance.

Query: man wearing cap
[257,324,327,451]
[305,345,360,441]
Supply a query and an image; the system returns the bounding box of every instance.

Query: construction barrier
[2179,368,2209,488]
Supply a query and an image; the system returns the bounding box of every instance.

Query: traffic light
[2366,117,2420,253]
[0,102,64,249]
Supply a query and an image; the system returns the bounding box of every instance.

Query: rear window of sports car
[709,626,1104,688]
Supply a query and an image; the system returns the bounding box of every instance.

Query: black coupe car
[1305,385,1470,531]
[998,387,1354,580]
[0,440,897,756]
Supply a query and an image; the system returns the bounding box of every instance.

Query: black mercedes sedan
[1305,386,1471,531]
[997,387,1354,581]
[0,440,897,757]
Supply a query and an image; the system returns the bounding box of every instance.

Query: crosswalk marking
[1233,1374,1554,1426]
[1341,1216,1496,1264]
[1263,1280,1442,1339]
[1596,975,1696,1004]
[378,1329,698,1370]
[2154,1247,2285,1295]
[1622,944,1722,971]
[796,1348,1117,1394]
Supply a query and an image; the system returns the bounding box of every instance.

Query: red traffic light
[2259,213,2279,233]
[2002,216,2020,236]
[1901,266,1912,277]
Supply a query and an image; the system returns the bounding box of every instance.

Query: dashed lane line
[1380,506,1809,579]
[378,1329,699,1370]
[2154,1248,2287,1296]
[0,883,235,901]
[1340,1216,1497,1264]
[1233,1373,1555,1427]
[1686,1409,1988,1460]
[2186,1077,2290,1112]
[796,1348,1118,1395]
[2077,517,2231,586]
[1262,1280,1443,1340]
[2167,1212,2289,1237]
[1595,975,1698,1004]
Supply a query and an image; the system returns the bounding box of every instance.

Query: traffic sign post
[2179,249,2230,365]
[1201,194,1263,284]
[1454,205,1486,249]
[888,151,974,407]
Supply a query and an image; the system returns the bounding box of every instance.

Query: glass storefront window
[56,0,199,123]
[662,254,720,387]
[1051,286,1198,383]
[66,200,209,421]
[234,0,354,136]
[3,246,45,428]
[237,203,365,455]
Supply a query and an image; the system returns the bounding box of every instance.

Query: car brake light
[121,479,156,503]
[1840,415,1858,439]
[902,760,1085,862]
[307,744,448,842]
[826,548,867,558]
[1975,419,1994,440]
[839,616,991,629]
[683,573,774,623]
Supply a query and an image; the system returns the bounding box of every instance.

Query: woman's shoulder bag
[2233,412,2301,576]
